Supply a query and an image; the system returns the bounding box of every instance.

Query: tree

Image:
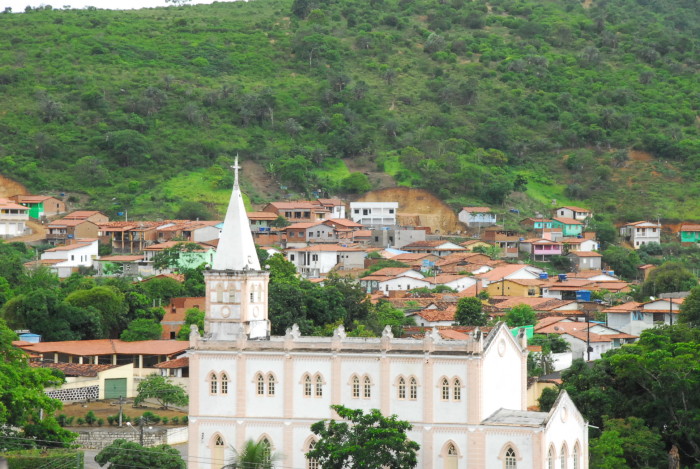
[152,242,206,272]
[64,286,128,337]
[455,297,487,326]
[95,439,186,469]
[595,417,666,468]
[640,261,697,298]
[176,201,211,221]
[225,439,279,469]
[177,308,205,340]
[504,304,537,327]
[134,374,188,410]
[0,319,75,448]
[589,430,627,469]
[601,246,642,280]
[307,405,420,468]
[120,319,162,342]
[341,172,371,193]
[680,286,700,327]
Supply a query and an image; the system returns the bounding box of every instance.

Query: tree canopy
[95,439,186,469]
[134,374,188,410]
[307,405,420,468]
[455,297,487,326]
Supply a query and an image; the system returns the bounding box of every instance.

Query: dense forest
[0,0,698,219]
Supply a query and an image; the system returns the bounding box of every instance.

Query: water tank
[576,290,592,302]
[606,270,615,276]
[558,273,567,282]
[519,237,525,241]
[539,273,549,280]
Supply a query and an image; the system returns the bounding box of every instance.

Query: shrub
[107,416,115,426]
[171,416,179,425]
[161,417,169,425]
[97,418,104,427]
[2,449,84,469]
[85,411,97,426]
[77,418,85,426]
[141,411,161,424]
[182,416,188,425]
[57,414,68,427]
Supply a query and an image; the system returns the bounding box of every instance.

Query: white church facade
[187,160,589,468]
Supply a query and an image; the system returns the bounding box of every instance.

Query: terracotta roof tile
[154,356,189,369]
[17,339,188,357]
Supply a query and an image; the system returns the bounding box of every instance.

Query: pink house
[519,238,563,261]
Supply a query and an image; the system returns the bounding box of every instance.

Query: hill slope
[0,0,697,219]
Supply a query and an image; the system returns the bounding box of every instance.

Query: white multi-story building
[187,161,589,469]
[38,239,99,278]
[0,197,29,239]
[349,202,398,227]
[619,221,661,248]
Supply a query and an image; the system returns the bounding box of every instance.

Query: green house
[680,224,700,244]
[11,195,65,219]
[551,217,584,237]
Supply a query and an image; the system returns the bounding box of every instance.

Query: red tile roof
[16,339,188,357]
[154,356,189,369]
[552,217,583,225]
[30,362,117,377]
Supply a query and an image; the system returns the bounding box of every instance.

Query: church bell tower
[203,157,270,340]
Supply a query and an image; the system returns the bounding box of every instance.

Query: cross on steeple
[231,155,241,187]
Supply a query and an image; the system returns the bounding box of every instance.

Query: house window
[505,447,517,469]
[409,377,417,400]
[304,375,312,397]
[220,373,228,395]
[209,373,218,394]
[441,378,450,400]
[389,209,394,214]
[653,313,665,323]
[307,440,319,469]
[398,377,406,399]
[560,445,567,469]
[363,376,371,398]
[268,374,275,396]
[453,378,461,401]
[290,254,295,261]
[312,254,318,261]
[632,311,644,321]
[352,375,360,398]
[315,375,323,397]
[257,373,265,395]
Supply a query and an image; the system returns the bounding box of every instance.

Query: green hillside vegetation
[0,0,698,219]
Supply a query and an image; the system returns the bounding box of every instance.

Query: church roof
[482,408,549,427]
[212,158,261,271]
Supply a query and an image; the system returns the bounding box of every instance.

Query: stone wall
[47,385,99,403]
[74,428,169,449]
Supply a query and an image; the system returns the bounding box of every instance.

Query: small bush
[161,417,169,425]
[77,418,85,426]
[171,416,179,425]
[97,418,104,427]
[85,411,97,426]
[182,416,188,425]
[57,414,68,427]
[106,415,115,426]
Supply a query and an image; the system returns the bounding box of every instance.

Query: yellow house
[460,240,494,252]
[486,278,544,297]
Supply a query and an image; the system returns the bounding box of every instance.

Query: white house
[187,162,589,469]
[317,198,346,219]
[0,197,29,239]
[567,251,603,272]
[553,206,591,222]
[476,264,544,288]
[349,201,398,227]
[285,244,366,278]
[40,239,99,278]
[535,319,637,361]
[604,298,684,336]
[619,221,661,248]
[458,207,497,227]
[560,237,599,252]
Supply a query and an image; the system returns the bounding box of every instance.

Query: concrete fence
[74,426,188,449]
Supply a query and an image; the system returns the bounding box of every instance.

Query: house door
[104,378,127,399]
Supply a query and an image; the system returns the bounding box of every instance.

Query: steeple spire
[211,157,261,271]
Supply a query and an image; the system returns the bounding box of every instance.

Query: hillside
[0,0,697,220]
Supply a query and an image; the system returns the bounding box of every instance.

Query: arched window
[352,375,360,398]
[398,377,406,399]
[560,444,568,469]
[504,447,517,469]
[304,375,312,397]
[220,373,229,395]
[547,446,555,469]
[572,443,580,469]
[445,442,458,469]
[260,437,271,464]
[307,439,319,469]
[267,373,276,396]
[256,373,265,395]
[409,377,418,400]
[209,372,218,394]
[315,375,323,397]
[441,378,450,400]
[212,434,225,469]
[453,378,461,401]
[363,376,371,398]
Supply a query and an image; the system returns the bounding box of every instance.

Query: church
[187,161,589,469]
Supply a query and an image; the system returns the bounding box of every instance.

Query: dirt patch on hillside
[57,399,187,422]
[628,150,653,161]
[241,160,281,207]
[0,174,29,198]
[355,187,465,234]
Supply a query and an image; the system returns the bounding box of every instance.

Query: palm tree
[225,439,280,469]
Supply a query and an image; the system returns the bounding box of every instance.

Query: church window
[315,375,323,397]
[572,443,580,469]
[268,374,276,396]
[352,375,360,398]
[547,447,555,469]
[441,378,450,400]
[257,373,265,395]
[209,373,218,394]
[453,378,461,401]
[560,444,567,469]
[260,438,271,464]
[363,376,371,398]
[409,377,417,400]
[250,292,254,302]
[304,375,312,397]
[307,440,319,469]
[398,377,406,399]
[220,373,228,395]
[504,447,517,469]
